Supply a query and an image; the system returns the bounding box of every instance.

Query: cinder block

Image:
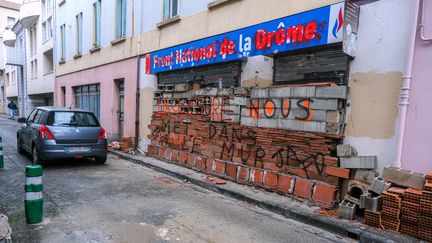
[291,86,316,98]
[310,99,340,110]
[195,88,218,96]
[230,97,247,106]
[217,88,234,97]
[337,144,358,157]
[326,123,343,135]
[383,166,426,190]
[258,118,278,129]
[339,199,357,220]
[340,156,377,169]
[315,86,348,99]
[360,194,383,213]
[234,87,249,96]
[251,88,269,98]
[326,111,343,123]
[370,177,391,194]
[277,119,326,133]
[174,83,189,92]
[347,180,370,204]
[287,109,327,122]
[240,116,258,127]
[354,169,378,185]
[269,86,291,98]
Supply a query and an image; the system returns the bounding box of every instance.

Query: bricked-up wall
[148,85,349,208]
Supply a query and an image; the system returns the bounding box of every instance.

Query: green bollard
[0,137,3,169]
[25,165,43,224]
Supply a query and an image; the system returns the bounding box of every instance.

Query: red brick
[195,156,206,170]
[236,166,250,183]
[263,171,278,189]
[186,153,196,167]
[325,167,350,179]
[213,160,225,175]
[225,163,237,179]
[263,162,281,171]
[277,174,295,194]
[426,172,432,180]
[171,150,179,162]
[293,178,314,199]
[205,158,214,171]
[250,169,263,185]
[158,147,166,158]
[201,150,213,157]
[178,151,188,164]
[164,148,172,160]
[312,183,337,207]
[147,145,156,156]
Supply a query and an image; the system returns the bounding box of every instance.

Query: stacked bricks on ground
[381,188,404,232]
[419,182,432,241]
[400,188,422,238]
[148,85,348,208]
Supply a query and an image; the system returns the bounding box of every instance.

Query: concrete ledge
[156,16,181,29]
[110,150,417,243]
[208,0,242,9]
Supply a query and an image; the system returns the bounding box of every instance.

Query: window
[11,71,16,85]
[93,0,101,47]
[31,60,38,79]
[163,0,179,21]
[7,17,15,28]
[74,84,100,119]
[27,109,38,123]
[115,0,126,39]
[30,24,37,56]
[47,111,99,127]
[60,24,66,60]
[33,110,45,124]
[5,73,9,87]
[76,13,83,54]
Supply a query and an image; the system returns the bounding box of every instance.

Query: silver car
[17,107,108,165]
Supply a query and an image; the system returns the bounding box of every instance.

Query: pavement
[0,115,359,242]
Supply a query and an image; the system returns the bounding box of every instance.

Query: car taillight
[39,126,55,140]
[98,127,107,140]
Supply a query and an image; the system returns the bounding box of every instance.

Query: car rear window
[47,111,100,127]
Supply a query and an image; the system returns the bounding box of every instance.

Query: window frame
[115,0,126,39]
[163,0,179,21]
[76,12,83,54]
[60,24,66,60]
[93,0,102,47]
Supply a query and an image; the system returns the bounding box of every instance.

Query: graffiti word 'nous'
[255,20,320,50]
[248,98,313,121]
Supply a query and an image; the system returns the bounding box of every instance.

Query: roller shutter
[274,47,349,85]
[158,61,241,88]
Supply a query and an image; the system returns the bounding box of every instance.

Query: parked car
[17,106,108,165]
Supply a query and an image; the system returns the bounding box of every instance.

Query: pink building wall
[402,1,432,174]
[55,57,138,139]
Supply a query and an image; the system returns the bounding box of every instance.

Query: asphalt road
[0,116,354,243]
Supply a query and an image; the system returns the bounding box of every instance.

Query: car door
[22,109,38,150]
[29,110,45,145]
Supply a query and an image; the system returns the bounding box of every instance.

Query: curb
[110,151,418,243]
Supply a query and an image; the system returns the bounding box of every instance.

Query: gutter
[393,0,421,168]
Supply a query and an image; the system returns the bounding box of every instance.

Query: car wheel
[95,157,107,164]
[32,146,44,166]
[17,138,24,154]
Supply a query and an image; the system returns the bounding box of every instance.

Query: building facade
[0,0,20,113]
[54,0,140,140]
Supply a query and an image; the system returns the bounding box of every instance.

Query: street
[0,116,353,243]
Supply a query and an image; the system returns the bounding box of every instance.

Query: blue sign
[146,3,344,74]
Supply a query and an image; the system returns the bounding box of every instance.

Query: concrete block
[370,177,391,194]
[195,88,218,96]
[251,88,269,98]
[340,156,377,169]
[269,86,291,98]
[240,116,258,127]
[287,109,327,122]
[339,199,357,220]
[310,99,340,110]
[360,194,383,213]
[326,123,343,135]
[277,119,326,133]
[230,97,247,106]
[348,180,369,204]
[234,87,249,96]
[354,169,378,185]
[315,86,348,99]
[291,86,316,98]
[223,105,241,115]
[174,84,189,92]
[258,118,278,129]
[382,166,426,190]
[223,114,240,123]
[337,144,357,157]
[326,111,343,123]
[217,88,234,97]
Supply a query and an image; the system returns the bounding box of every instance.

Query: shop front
[142,2,359,208]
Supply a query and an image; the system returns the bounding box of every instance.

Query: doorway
[116,79,125,139]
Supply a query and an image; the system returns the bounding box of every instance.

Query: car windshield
[47,111,100,127]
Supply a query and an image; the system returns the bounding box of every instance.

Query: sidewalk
[110,150,418,243]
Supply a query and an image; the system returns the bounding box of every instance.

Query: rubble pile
[340,166,432,241]
[108,136,134,153]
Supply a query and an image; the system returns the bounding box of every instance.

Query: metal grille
[158,61,241,88]
[274,47,349,85]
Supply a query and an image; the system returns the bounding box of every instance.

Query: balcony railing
[20,0,41,29]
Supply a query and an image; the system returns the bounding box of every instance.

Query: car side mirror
[18,118,27,123]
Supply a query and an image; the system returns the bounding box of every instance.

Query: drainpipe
[393,0,421,168]
[420,0,432,41]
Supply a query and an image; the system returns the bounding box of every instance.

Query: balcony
[3,29,16,47]
[19,0,40,29]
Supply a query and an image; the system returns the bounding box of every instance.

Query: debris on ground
[204,176,226,185]
[108,136,135,154]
